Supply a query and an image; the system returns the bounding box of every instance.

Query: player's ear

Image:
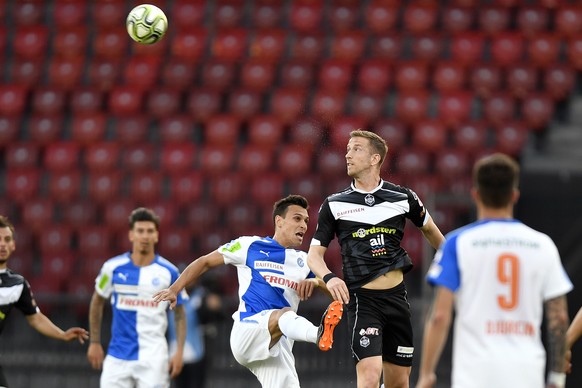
[511,188,520,204]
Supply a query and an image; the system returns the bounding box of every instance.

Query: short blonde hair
[350,130,388,167]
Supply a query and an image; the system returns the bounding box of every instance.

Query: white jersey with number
[427,219,573,388]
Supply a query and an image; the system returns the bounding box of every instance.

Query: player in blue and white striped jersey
[154,195,343,388]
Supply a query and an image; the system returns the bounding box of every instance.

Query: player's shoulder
[220,235,265,253]
[1,269,26,287]
[154,255,181,273]
[327,184,354,201]
[102,252,132,269]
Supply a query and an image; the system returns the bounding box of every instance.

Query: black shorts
[347,282,414,366]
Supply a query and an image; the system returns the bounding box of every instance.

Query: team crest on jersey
[364,194,375,206]
[152,277,160,286]
[360,336,370,348]
[297,257,304,267]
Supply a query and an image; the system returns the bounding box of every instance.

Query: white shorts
[100,354,170,388]
[230,310,300,388]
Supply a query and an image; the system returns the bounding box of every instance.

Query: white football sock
[278,310,318,343]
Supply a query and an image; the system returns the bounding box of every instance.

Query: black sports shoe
[316,300,343,351]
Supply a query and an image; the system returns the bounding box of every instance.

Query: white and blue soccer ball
[126,4,168,45]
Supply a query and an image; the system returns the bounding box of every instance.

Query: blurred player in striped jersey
[417,153,572,388]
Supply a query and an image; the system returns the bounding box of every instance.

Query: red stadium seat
[270,88,307,125]
[199,144,236,175]
[212,29,248,62]
[52,26,88,57]
[452,121,488,152]
[13,1,43,26]
[328,2,358,32]
[450,32,485,66]
[329,115,368,149]
[158,228,191,262]
[437,91,474,127]
[159,115,195,143]
[114,115,149,144]
[375,118,408,151]
[201,60,236,91]
[108,86,144,116]
[169,172,203,205]
[104,200,137,232]
[8,59,42,87]
[555,6,582,38]
[527,33,560,68]
[87,58,122,91]
[226,202,260,237]
[186,88,222,122]
[432,61,466,92]
[370,33,403,60]
[395,91,430,125]
[93,1,127,28]
[411,119,447,152]
[442,5,474,33]
[411,33,443,62]
[47,171,81,202]
[171,0,206,30]
[123,143,156,171]
[209,173,244,206]
[185,201,218,235]
[13,26,49,59]
[521,93,554,131]
[435,148,470,178]
[470,64,502,98]
[160,143,197,173]
[214,1,244,28]
[170,27,208,61]
[27,115,63,145]
[567,34,582,71]
[146,88,181,119]
[517,6,550,38]
[87,171,123,203]
[227,89,262,121]
[0,84,27,117]
[402,174,443,203]
[39,225,73,254]
[160,59,196,90]
[53,1,86,28]
[252,2,282,29]
[478,6,510,36]
[317,147,346,177]
[395,148,431,175]
[5,143,40,169]
[5,170,40,204]
[31,87,66,115]
[22,198,55,233]
[84,142,121,172]
[237,145,273,176]
[506,64,538,99]
[395,61,429,91]
[44,142,81,172]
[69,87,104,114]
[249,29,287,62]
[129,172,163,203]
[40,253,75,290]
[288,174,323,203]
[357,59,391,94]
[124,56,162,90]
[289,116,325,150]
[311,90,346,124]
[93,27,128,58]
[403,2,438,34]
[330,31,366,62]
[289,2,323,33]
[240,60,275,92]
[250,173,285,205]
[364,1,398,34]
[78,226,111,256]
[149,201,179,228]
[248,115,285,146]
[544,64,576,101]
[352,93,384,123]
[277,145,313,178]
[0,117,20,147]
[319,59,353,92]
[204,114,241,144]
[491,32,525,66]
[483,92,516,127]
[71,113,107,145]
[494,121,529,156]
[289,33,324,62]
[279,61,315,89]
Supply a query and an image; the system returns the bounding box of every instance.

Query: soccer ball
[126,4,168,44]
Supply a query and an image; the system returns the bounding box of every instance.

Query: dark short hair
[473,153,520,208]
[0,215,15,239]
[272,195,309,226]
[128,207,160,230]
[350,130,389,167]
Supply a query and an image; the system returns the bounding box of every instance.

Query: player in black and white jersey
[0,215,88,388]
[307,130,445,388]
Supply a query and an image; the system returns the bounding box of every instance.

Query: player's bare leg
[382,362,410,388]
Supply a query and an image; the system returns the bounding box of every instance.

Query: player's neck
[131,252,156,266]
[478,206,513,220]
[353,174,381,192]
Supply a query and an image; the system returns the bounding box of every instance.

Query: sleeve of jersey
[426,234,461,292]
[541,236,574,300]
[219,236,253,266]
[405,188,429,227]
[95,262,114,298]
[311,200,335,247]
[14,280,40,315]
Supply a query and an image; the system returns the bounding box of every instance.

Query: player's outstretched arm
[153,250,225,309]
[307,245,349,304]
[419,216,446,251]
[26,312,89,343]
